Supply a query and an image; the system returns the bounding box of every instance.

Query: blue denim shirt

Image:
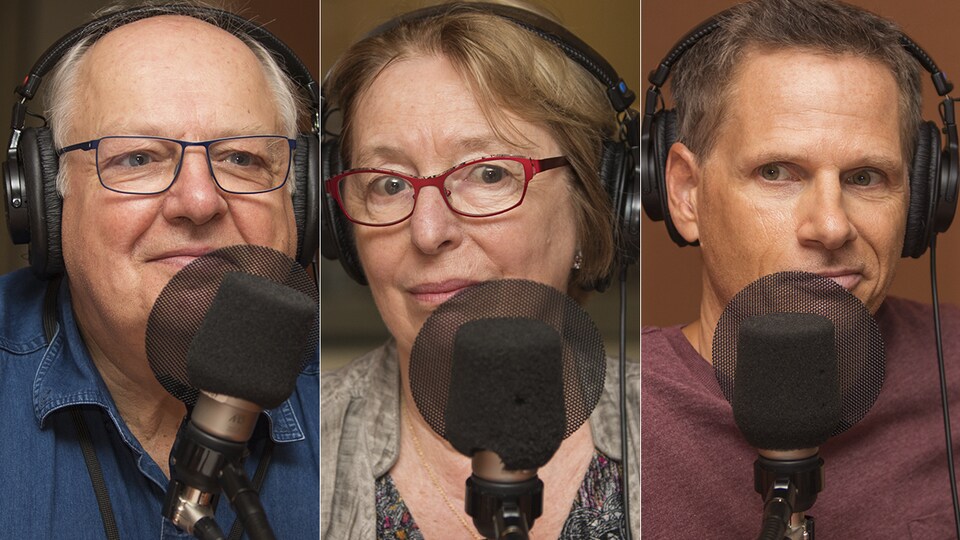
[0,268,319,538]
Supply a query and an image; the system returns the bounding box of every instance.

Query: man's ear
[665,142,702,245]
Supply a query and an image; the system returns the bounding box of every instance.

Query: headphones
[321,2,641,290]
[2,5,320,278]
[641,11,960,258]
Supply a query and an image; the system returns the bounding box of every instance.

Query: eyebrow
[96,122,277,139]
[353,136,526,168]
[744,152,905,175]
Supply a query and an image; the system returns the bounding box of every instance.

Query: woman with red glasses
[321,2,638,538]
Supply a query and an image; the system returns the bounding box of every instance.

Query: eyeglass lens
[96,136,292,194]
[337,157,529,224]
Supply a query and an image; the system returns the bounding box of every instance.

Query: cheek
[228,196,298,257]
[61,194,158,264]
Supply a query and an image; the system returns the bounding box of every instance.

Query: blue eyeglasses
[58,135,297,195]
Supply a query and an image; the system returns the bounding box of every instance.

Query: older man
[0,4,318,538]
[642,0,960,537]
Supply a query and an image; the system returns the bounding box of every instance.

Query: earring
[572,250,583,270]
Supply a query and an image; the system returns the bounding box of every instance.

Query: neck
[80,324,185,476]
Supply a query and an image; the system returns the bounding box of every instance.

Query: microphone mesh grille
[713,271,884,436]
[409,279,606,441]
[145,245,318,405]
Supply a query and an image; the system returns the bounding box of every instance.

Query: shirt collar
[31,279,307,443]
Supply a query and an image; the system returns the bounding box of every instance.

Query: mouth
[148,248,215,270]
[407,279,480,306]
[816,271,862,290]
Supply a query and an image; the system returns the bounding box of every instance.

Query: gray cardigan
[320,339,640,538]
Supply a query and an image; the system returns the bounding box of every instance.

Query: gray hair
[671,0,922,164]
[45,2,304,195]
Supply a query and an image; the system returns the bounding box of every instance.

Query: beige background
[320,0,641,371]
[642,0,960,327]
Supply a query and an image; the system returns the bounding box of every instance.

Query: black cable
[220,460,276,540]
[929,236,960,538]
[227,438,276,540]
[73,409,121,540]
[192,516,227,540]
[618,264,633,540]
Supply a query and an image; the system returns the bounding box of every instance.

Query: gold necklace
[403,405,484,540]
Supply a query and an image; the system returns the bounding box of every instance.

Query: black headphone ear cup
[320,137,367,285]
[320,137,341,262]
[650,109,693,248]
[903,121,940,258]
[599,128,640,271]
[292,133,319,268]
[20,127,63,278]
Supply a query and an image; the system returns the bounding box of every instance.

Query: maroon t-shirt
[642,296,960,539]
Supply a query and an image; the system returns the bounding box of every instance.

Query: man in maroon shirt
[642,0,960,537]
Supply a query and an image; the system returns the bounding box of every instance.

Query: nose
[797,176,858,251]
[407,185,462,255]
[161,147,228,225]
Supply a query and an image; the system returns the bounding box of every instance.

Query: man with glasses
[0,4,318,538]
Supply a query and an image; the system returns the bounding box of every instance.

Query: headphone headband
[3,3,321,275]
[641,8,960,257]
[13,4,319,131]
[321,1,641,289]
[364,2,635,114]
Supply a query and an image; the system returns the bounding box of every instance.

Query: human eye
[120,153,153,167]
[368,174,411,197]
[473,164,509,184]
[100,139,172,169]
[211,141,269,169]
[844,169,885,187]
[756,163,796,182]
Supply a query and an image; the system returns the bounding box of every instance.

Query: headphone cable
[618,263,633,540]
[929,235,960,537]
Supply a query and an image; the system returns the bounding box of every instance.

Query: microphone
[734,312,841,540]
[161,270,315,539]
[408,279,607,540]
[445,317,566,539]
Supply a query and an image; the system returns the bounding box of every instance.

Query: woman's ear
[665,142,702,245]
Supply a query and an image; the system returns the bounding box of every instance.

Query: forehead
[72,15,280,138]
[710,48,903,164]
[349,54,555,165]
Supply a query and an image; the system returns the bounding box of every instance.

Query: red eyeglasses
[324,155,570,226]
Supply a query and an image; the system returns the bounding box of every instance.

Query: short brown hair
[671,0,922,164]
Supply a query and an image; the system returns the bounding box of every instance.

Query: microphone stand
[465,451,544,540]
[164,411,278,540]
[753,450,823,540]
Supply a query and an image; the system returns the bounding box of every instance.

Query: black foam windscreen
[713,271,885,437]
[734,313,841,450]
[409,279,605,450]
[444,318,566,470]
[186,271,315,409]
[146,245,318,406]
